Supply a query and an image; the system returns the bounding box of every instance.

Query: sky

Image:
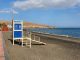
[0,0,80,28]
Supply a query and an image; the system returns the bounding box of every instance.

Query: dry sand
[2,32,80,60]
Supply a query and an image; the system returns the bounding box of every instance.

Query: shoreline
[31,31,80,43]
[29,28,80,39]
[32,31,80,39]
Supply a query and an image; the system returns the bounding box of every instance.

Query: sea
[28,28,80,38]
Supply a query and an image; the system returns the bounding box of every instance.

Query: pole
[12,20,14,45]
[30,32,32,48]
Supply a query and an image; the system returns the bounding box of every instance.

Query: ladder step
[23,37,31,40]
[32,40,46,45]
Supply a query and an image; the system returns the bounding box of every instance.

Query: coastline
[31,31,80,43]
[29,28,80,39]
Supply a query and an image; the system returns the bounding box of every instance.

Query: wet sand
[2,32,80,60]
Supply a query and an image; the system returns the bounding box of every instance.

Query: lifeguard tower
[12,20,46,48]
[12,20,31,47]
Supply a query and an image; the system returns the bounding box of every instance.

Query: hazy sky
[0,0,80,28]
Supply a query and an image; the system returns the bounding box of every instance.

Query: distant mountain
[23,21,54,28]
[0,20,55,28]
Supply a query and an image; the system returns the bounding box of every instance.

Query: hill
[23,21,54,28]
[0,20,55,28]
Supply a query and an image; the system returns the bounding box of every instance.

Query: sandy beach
[2,31,80,60]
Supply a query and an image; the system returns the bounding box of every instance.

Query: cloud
[0,9,18,14]
[13,0,80,10]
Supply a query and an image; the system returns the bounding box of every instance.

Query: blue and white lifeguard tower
[12,20,24,46]
[12,20,46,48]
